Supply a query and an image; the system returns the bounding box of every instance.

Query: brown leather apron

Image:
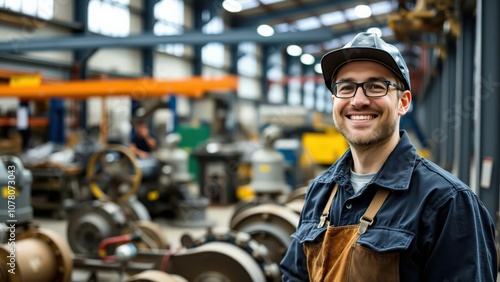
[303,184,399,282]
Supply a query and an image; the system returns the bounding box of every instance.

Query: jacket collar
[316,130,417,191]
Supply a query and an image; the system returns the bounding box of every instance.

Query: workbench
[26,162,83,219]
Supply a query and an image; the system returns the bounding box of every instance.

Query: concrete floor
[34,203,236,282]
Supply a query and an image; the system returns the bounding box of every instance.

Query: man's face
[136,124,148,137]
[331,61,410,148]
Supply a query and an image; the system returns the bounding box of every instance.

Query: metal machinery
[388,0,459,45]
[67,144,167,258]
[0,156,73,282]
[192,140,242,205]
[230,203,299,266]
[138,133,212,227]
[226,125,310,272]
[250,124,290,198]
[70,227,280,281]
[68,145,280,281]
[228,184,307,270]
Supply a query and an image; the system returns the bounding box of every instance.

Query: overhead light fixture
[314,63,322,74]
[260,0,285,4]
[257,24,274,37]
[300,54,315,65]
[222,0,242,13]
[354,5,372,18]
[366,27,382,37]
[286,45,302,56]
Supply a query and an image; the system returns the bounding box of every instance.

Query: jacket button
[345,203,352,209]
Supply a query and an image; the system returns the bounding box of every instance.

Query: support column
[474,0,500,219]
[441,41,456,171]
[73,0,91,130]
[453,9,475,185]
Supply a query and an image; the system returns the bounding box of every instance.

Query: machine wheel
[230,203,300,266]
[124,220,169,250]
[87,144,142,203]
[283,186,307,214]
[284,186,307,203]
[172,229,280,282]
[126,270,187,282]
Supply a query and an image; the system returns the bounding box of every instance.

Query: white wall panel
[192,98,213,123]
[130,9,142,34]
[154,54,191,78]
[88,49,142,75]
[238,101,258,135]
[53,0,74,22]
[238,76,260,100]
[155,53,192,118]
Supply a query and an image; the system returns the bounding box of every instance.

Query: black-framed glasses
[331,80,404,98]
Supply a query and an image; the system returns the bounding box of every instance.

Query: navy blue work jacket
[281,131,497,281]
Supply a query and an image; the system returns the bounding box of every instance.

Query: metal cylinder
[156,133,191,183]
[250,148,290,194]
[0,156,33,224]
[0,228,72,282]
[67,201,126,257]
[0,238,56,282]
[126,270,188,282]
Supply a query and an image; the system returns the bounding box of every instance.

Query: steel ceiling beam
[0,28,333,52]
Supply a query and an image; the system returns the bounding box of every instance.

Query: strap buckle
[358,216,373,234]
[317,215,328,228]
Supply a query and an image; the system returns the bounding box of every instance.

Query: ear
[398,90,412,116]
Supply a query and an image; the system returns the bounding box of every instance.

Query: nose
[350,85,370,107]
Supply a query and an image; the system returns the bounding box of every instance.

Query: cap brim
[321,47,407,91]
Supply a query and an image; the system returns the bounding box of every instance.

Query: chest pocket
[347,227,414,282]
[357,227,414,252]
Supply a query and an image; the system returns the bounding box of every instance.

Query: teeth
[350,115,374,120]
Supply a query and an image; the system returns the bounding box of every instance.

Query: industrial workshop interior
[0,0,499,281]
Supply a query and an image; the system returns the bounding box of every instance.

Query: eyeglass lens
[334,81,389,97]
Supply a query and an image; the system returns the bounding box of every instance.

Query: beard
[333,114,398,149]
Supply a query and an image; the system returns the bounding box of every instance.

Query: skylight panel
[323,38,342,50]
[303,44,322,54]
[239,0,259,10]
[260,0,285,4]
[274,23,291,33]
[370,1,393,15]
[344,8,358,21]
[319,11,345,25]
[295,16,322,31]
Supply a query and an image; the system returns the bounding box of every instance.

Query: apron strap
[316,183,391,233]
[317,183,339,228]
[358,188,390,234]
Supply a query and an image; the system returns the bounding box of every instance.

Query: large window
[88,0,130,37]
[303,78,315,109]
[202,16,225,68]
[287,62,302,105]
[237,42,257,77]
[0,0,54,19]
[267,50,284,104]
[154,0,184,56]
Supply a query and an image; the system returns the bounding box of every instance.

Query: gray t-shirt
[350,169,376,194]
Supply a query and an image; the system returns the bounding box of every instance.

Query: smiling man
[280,32,497,281]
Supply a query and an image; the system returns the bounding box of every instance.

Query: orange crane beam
[0,76,238,99]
